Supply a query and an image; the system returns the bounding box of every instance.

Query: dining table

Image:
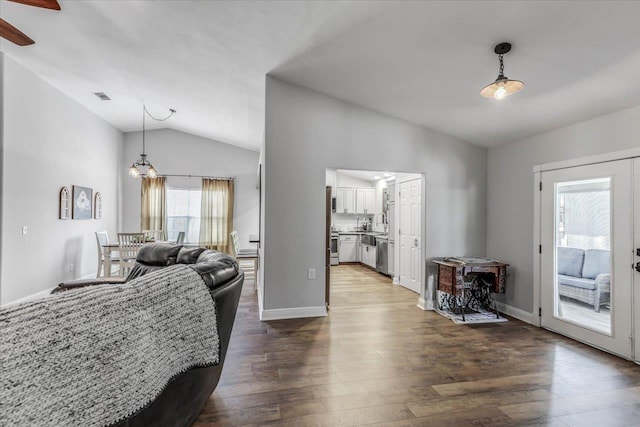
[102,240,173,278]
[102,243,121,279]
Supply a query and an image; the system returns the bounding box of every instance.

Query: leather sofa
[54,243,244,427]
[557,247,610,312]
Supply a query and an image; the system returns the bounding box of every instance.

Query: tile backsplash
[332,213,375,231]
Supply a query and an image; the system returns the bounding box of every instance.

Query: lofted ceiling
[1,1,639,151]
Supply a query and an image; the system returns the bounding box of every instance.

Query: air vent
[93,92,111,101]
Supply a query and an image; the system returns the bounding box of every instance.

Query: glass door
[540,159,632,359]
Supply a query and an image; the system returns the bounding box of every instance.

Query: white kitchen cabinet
[388,204,395,240]
[387,181,396,203]
[361,244,377,268]
[388,240,395,276]
[339,234,357,262]
[336,187,356,214]
[356,188,375,214]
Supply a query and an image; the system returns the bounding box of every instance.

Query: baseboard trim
[496,301,537,325]
[1,272,106,308]
[1,288,52,308]
[260,305,327,321]
[417,297,434,311]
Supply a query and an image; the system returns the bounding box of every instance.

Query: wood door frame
[325,186,331,307]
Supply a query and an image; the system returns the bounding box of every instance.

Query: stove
[330,232,339,265]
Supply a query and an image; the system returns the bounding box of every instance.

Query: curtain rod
[160,174,235,180]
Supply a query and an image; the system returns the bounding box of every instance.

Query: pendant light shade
[480,42,524,100]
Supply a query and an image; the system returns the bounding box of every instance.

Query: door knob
[635,262,640,273]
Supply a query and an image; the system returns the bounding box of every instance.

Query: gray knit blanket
[0,265,219,427]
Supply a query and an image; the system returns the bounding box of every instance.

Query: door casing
[533,148,640,360]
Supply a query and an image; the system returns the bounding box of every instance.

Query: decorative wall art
[94,192,102,220]
[72,185,93,220]
[59,187,70,220]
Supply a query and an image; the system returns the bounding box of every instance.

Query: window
[166,187,201,244]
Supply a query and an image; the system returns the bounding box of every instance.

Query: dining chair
[117,232,145,277]
[143,229,165,241]
[176,231,185,245]
[95,231,120,278]
[230,230,259,289]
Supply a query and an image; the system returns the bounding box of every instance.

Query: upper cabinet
[387,181,396,204]
[356,188,375,214]
[336,187,374,215]
[336,187,356,214]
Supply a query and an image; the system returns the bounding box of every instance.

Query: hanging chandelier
[480,42,524,100]
[128,105,176,178]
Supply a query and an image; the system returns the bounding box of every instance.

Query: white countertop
[338,231,388,239]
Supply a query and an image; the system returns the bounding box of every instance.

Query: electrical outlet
[68,264,74,272]
[22,226,28,235]
[307,268,316,280]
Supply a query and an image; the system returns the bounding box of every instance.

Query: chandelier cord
[498,54,505,79]
[144,105,176,122]
[141,105,177,158]
[142,105,146,156]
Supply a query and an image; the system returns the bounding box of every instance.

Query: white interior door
[399,178,421,293]
[540,159,632,359]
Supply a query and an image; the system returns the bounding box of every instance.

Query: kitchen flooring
[194,264,640,426]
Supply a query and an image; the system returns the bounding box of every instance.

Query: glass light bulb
[494,86,507,100]
[129,165,140,178]
[147,166,158,178]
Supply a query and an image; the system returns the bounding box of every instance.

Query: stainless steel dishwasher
[375,237,388,275]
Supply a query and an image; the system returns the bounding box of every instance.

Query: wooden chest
[438,264,456,295]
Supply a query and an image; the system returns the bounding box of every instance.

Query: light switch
[22,226,28,235]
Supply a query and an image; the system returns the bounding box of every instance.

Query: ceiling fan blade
[0,18,35,46]
[7,0,61,10]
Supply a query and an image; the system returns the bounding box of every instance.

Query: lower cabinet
[388,241,395,276]
[361,244,377,269]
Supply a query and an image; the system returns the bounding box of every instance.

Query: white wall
[1,54,123,305]
[336,174,374,188]
[122,129,260,249]
[487,105,640,313]
[263,77,487,314]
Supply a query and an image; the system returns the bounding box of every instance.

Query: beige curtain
[199,178,234,254]
[141,177,166,232]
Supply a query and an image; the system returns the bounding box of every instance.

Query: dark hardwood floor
[195,264,640,426]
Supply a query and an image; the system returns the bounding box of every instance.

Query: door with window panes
[540,159,632,358]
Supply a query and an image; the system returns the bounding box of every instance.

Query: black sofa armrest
[52,277,127,294]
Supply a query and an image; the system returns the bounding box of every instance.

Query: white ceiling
[2,1,639,151]
[337,169,418,183]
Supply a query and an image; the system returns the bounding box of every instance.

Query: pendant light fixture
[480,42,524,100]
[128,105,175,178]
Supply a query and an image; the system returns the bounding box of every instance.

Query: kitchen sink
[364,231,388,238]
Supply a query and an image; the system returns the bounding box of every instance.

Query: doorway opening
[325,168,425,310]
